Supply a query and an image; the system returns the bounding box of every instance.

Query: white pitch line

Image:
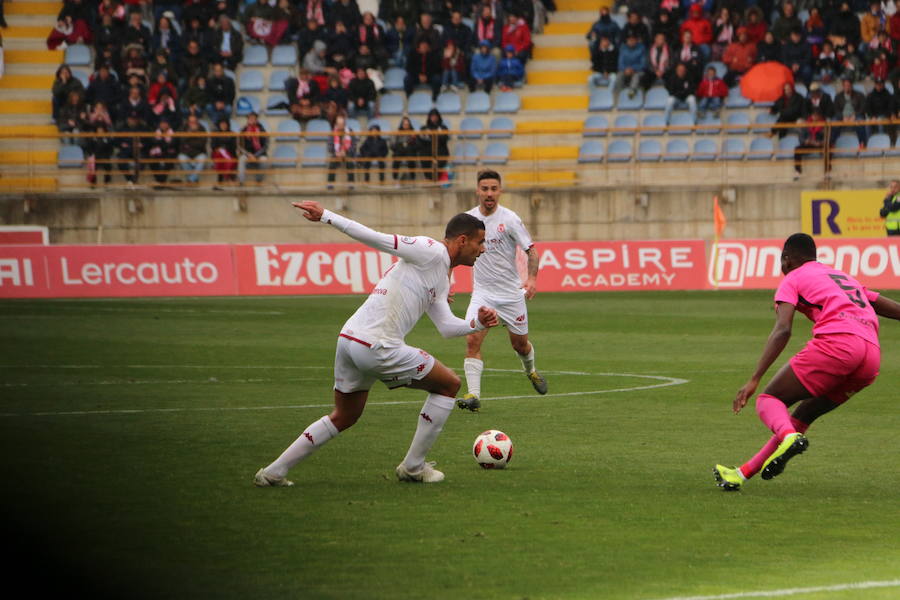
[649,579,900,600]
[0,372,689,418]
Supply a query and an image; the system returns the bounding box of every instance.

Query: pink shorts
[790,333,880,404]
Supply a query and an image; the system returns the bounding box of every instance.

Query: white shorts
[465,290,528,336]
[333,334,436,393]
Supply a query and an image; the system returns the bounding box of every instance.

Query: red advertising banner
[709,239,900,290]
[0,244,237,298]
[0,226,48,245]
[533,240,708,291]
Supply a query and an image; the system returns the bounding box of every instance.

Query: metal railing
[0,118,897,193]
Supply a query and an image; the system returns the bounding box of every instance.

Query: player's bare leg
[460,329,490,411]
[255,389,365,487]
[715,364,818,490]
[396,359,461,483]
[510,332,547,395]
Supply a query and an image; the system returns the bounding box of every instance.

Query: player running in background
[457,169,546,413]
[714,233,900,491]
[254,201,498,487]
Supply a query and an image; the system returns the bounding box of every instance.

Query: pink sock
[756,394,798,440]
[740,417,809,479]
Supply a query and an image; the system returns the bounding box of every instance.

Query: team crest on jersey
[400,236,417,244]
[497,224,506,233]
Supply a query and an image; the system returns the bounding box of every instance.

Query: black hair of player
[445,213,485,239]
[477,169,502,185]
[783,233,817,259]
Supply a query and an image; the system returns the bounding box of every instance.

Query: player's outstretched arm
[871,295,900,321]
[426,300,498,338]
[734,302,795,414]
[291,201,430,265]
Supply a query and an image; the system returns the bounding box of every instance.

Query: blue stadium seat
[588,73,612,88]
[436,92,461,115]
[229,118,241,132]
[583,115,608,136]
[722,138,745,159]
[459,116,484,139]
[669,112,694,135]
[726,112,750,134]
[384,67,405,91]
[616,89,643,110]
[271,44,297,66]
[643,87,669,111]
[862,133,890,157]
[379,93,405,115]
[301,144,327,167]
[243,44,268,66]
[793,83,808,97]
[725,87,751,108]
[487,116,514,138]
[775,134,800,159]
[707,61,727,79]
[641,113,666,135]
[749,137,775,160]
[692,138,718,161]
[306,118,331,141]
[833,133,859,157]
[64,44,91,66]
[611,13,627,28]
[578,140,604,163]
[57,144,84,168]
[236,95,261,116]
[663,138,690,161]
[452,142,479,165]
[268,70,290,91]
[697,114,721,134]
[612,114,637,136]
[853,82,868,95]
[272,144,298,167]
[369,117,392,133]
[752,112,777,133]
[588,89,614,111]
[465,91,491,114]
[483,142,510,165]
[239,69,264,92]
[494,92,521,113]
[345,118,361,132]
[638,139,662,161]
[607,139,633,162]
[275,119,301,142]
[408,92,434,115]
[72,69,90,88]
[820,83,836,99]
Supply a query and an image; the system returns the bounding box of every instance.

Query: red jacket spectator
[697,75,728,98]
[680,5,712,46]
[722,29,757,74]
[149,79,178,105]
[890,12,900,43]
[501,16,532,54]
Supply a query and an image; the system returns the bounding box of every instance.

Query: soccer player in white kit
[254,200,499,486]
[458,170,547,412]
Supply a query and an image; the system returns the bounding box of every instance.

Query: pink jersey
[774,261,880,347]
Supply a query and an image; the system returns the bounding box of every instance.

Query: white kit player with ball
[254,201,499,487]
[457,170,547,413]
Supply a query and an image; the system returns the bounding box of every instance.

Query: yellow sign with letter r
[801,189,886,238]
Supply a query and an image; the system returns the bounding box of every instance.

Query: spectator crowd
[588,0,900,143]
[46,0,553,186]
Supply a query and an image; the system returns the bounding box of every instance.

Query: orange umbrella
[739,62,795,103]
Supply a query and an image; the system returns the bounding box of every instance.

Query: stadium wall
[0,185,804,245]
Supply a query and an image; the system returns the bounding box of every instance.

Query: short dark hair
[477,169,501,184]
[783,233,817,259]
[445,213,485,239]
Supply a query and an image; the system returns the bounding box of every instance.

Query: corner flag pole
[712,195,727,289]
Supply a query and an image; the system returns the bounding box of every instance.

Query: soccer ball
[472,430,514,469]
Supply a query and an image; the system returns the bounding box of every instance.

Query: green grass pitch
[1,291,899,600]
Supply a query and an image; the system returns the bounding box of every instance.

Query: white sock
[265,415,339,478]
[401,394,455,471]
[463,357,484,398]
[518,343,536,374]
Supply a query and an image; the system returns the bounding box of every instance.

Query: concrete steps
[6,1,61,16]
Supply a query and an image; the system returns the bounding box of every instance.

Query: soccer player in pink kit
[714,233,900,491]
[254,201,499,487]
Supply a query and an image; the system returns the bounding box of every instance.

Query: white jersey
[466,204,534,301]
[321,210,485,348]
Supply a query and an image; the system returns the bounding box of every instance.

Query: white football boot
[395,461,445,483]
[253,468,294,487]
